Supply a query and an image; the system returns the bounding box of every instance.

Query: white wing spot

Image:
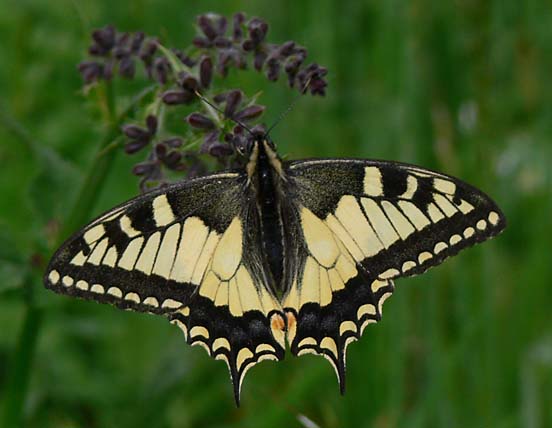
[361,198,400,248]
[301,207,339,268]
[371,279,388,293]
[434,242,447,254]
[449,234,462,245]
[162,298,183,309]
[476,219,487,231]
[83,224,105,245]
[433,178,456,194]
[118,237,144,271]
[152,223,180,279]
[48,270,60,285]
[190,326,210,339]
[379,268,399,280]
[119,215,140,237]
[418,251,432,264]
[76,280,89,291]
[135,232,161,274]
[90,284,105,294]
[378,291,393,315]
[124,292,140,303]
[402,260,417,273]
[433,194,457,217]
[397,201,431,230]
[152,194,175,227]
[401,175,418,199]
[457,199,474,214]
[87,238,109,265]
[70,251,87,266]
[363,166,383,197]
[211,217,243,280]
[107,287,123,298]
[62,275,74,287]
[488,211,500,226]
[463,227,475,239]
[103,246,118,267]
[427,203,445,223]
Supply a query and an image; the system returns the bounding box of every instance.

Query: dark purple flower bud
[163,137,183,148]
[140,40,157,61]
[92,25,116,51]
[124,139,149,154]
[116,32,130,46]
[119,57,135,78]
[193,36,211,48]
[89,44,109,56]
[174,50,196,67]
[187,113,215,130]
[242,39,256,52]
[266,57,280,81]
[162,89,193,105]
[146,115,158,134]
[235,105,265,122]
[199,56,213,89]
[213,92,228,103]
[248,18,268,43]
[122,124,150,140]
[204,130,221,146]
[132,162,155,176]
[209,142,234,158]
[155,142,167,159]
[279,41,296,56]
[285,55,303,74]
[233,12,245,41]
[78,61,103,83]
[310,78,327,96]
[198,15,218,40]
[253,51,266,71]
[163,151,182,169]
[224,90,242,118]
[113,46,130,60]
[214,37,232,48]
[177,72,199,91]
[153,57,169,84]
[131,32,145,53]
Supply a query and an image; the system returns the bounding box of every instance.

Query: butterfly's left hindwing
[282,159,506,390]
[45,172,285,404]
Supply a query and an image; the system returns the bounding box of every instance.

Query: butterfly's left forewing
[283,159,506,391]
[45,172,285,404]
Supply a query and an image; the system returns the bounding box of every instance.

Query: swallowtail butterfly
[45,137,506,404]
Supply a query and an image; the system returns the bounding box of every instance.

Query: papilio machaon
[45,137,506,404]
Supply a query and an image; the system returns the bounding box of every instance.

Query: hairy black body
[254,141,285,293]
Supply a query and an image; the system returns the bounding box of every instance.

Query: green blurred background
[1,1,551,427]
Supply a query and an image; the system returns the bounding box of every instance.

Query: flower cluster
[78,12,328,191]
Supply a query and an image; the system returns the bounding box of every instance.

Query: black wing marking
[44,172,285,405]
[283,159,506,391]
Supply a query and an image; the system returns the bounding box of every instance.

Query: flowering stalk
[78,12,328,191]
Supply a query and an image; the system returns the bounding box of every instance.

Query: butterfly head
[245,136,283,179]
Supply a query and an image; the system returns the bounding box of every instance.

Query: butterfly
[44,136,506,404]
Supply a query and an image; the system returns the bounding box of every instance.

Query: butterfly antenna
[194,90,256,139]
[264,77,313,138]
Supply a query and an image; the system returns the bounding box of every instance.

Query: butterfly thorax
[247,139,287,295]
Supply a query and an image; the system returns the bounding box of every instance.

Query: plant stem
[1,81,154,428]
